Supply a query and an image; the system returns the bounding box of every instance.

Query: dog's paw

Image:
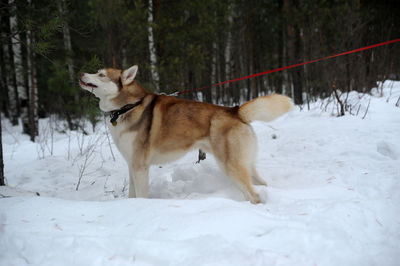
[256,186,268,204]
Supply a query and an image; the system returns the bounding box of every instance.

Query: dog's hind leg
[210,120,261,204]
[252,166,268,186]
[224,163,261,204]
[211,145,261,203]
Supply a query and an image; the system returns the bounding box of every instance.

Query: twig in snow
[362,98,371,120]
[36,117,55,159]
[323,95,333,112]
[76,130,86,156]
[356,104,361,116]
[395,96,400,107]
[379,75,386,97]
[75,137,98,191]
[333,85,345,116]
[386,80,394,103]
[122,178,128,195]
[67,132,71,160]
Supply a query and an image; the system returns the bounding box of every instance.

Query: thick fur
[80,65,293,204]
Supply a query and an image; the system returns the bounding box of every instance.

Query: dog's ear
[121,65,138,85]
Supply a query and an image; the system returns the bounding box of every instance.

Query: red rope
[177,38,400,95]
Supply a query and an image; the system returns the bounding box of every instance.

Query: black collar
[108,99,143,126]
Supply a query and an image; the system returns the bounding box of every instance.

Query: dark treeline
[1,0,399,140]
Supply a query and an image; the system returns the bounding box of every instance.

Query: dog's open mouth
[80,79,98,88]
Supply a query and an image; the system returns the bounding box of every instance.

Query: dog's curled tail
[238,94,294,123]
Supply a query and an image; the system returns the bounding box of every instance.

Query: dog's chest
[108,123,137,162]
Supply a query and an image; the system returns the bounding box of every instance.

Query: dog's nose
[80,73,84,78]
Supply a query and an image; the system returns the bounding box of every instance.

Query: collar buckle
[108,99,143,126]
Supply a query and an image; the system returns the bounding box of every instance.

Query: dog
[79,65,293,203]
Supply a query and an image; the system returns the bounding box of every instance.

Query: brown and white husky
[79,65,293,203]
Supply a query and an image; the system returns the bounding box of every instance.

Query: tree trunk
[0,30,10,116]
[0,113,4,186]
[225,7,232,104]
[276,1,284,94]
[105,0,117,68]
[244,6,257,100]
[1,1,19,125]
[292,27,303,104]
[218,41,224,104]
[249,41,257,99]
[211,41,218,103]
[204,40,213,104]
[284,0,303,105]
[58,0,75,84]
[10,0,29,134]
[148,0,159,92]
[26,1,39,142]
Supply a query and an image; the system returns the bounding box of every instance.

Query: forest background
[0,0,399,160]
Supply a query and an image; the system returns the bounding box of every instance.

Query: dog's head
[80,65,145,111]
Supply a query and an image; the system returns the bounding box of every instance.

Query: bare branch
[362,98,371,120]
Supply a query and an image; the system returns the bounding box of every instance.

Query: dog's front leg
[132,164,150,198]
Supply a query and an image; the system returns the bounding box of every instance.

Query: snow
[1,81,400,266]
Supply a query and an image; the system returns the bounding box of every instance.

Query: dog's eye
[98,73,105,77]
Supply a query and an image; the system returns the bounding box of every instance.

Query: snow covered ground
[1,81,399,266]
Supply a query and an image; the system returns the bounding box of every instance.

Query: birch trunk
[225,4,232,104]
[27,0,38,141]
[0,45,7,113]
[1,4,19,125]
[148,0,159,91]
[210,8,219,104]
[211,41,217,103]
[0,36,9,118]
[10,0,29,133]
[0,114,4,186]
